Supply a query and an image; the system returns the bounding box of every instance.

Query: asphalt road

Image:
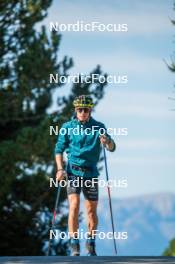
[0,257,175,264]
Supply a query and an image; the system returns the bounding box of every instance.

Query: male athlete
[55,95,116,256]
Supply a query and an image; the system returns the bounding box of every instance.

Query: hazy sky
[43,0,175,198]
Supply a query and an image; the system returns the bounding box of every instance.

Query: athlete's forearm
[55,154,64,170]
[106,139,116,152]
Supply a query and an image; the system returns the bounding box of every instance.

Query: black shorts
[66,174,99,201]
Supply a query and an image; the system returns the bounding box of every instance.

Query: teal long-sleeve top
[55,116,116,177]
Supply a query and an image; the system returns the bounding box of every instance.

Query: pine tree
[0,0,107,255]
[163,239,175,256]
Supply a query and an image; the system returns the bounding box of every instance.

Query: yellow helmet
[73,95,94,108]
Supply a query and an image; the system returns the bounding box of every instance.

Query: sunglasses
[77,108,90,113]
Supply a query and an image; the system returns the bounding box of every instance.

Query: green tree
[0,0,107,256]
[163,239,175,256]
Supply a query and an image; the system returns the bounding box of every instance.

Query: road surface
[0,257,175,264]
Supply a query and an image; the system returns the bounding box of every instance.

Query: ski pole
[47,179,62,256]
[103,145,118,255]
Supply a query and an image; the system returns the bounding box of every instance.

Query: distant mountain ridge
[80,193,175,256]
